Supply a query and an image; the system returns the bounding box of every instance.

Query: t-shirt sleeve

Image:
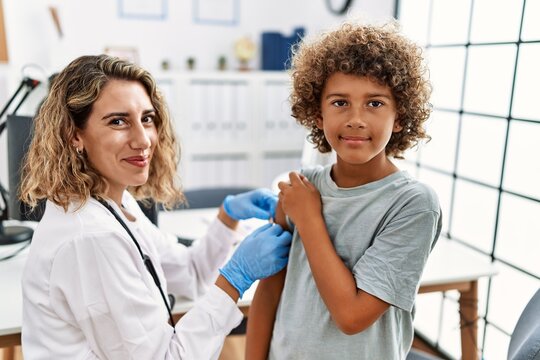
[49,232,242,359]
[353,209,441,312]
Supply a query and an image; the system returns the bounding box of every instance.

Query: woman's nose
[130,123,152,150]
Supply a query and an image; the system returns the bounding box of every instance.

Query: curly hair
[20,54,184,211]
[290,21,432,158]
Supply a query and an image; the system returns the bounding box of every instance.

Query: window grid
[397,0,539,357]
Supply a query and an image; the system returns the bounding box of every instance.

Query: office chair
[138,199,159,226]
[172,187,254,247]
[507,288,540,360]
[137,187,254,226]
[177,187,255,210]
[407,288,540,360]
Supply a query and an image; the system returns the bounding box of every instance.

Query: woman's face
[73,79,158,202]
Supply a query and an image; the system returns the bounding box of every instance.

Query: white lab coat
[22,191,244,359]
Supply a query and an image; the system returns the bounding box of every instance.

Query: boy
[246,22,442,359]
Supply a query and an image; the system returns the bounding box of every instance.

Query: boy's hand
[277,172,322,227]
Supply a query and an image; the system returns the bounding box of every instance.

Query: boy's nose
[346,110,366,128]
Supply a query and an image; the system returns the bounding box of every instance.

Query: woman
[19,54,292,359]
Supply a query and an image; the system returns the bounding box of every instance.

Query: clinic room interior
[0,0,538,359]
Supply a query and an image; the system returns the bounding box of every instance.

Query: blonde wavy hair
[20,54,184,211]
[290,21,432,158]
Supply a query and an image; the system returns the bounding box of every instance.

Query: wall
[0,0,394,193]
[4,0,394,73]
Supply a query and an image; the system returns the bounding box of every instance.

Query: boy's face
[317,73,402,168]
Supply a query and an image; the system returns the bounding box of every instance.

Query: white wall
[0,0,394,192]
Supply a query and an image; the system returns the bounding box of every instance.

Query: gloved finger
[264,224,285,240]
[278,237,292,249]
[248,223,273,237]
[253,223,283,239]
[257,194,278,216]
[255,193,277,212]
[249,207,272,220]
[263,193,278,209]
[274,230,292,245]
[252,189,274,205]
[268,199,277,217]
[275,245,291,259]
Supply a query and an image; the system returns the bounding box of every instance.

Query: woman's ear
[71,131,83,150]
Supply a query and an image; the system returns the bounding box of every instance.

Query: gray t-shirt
[269,165,442,360]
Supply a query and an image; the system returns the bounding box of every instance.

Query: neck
[332,154,398,188]
[107,186,125,208]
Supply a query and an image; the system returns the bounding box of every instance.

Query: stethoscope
[97,199,176,331]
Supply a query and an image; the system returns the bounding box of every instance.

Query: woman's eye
[332,100,348,107]
[142,115,155,124]
[368,100,384,108]
[109,118,126,126]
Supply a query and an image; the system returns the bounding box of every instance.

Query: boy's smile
[318,72,403,185]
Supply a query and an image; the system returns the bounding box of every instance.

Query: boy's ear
[392,118,403,133]
[316,116,323,130]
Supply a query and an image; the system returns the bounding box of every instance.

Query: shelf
[158,71,304,190]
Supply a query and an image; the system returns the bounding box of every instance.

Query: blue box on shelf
[261,27,305,71]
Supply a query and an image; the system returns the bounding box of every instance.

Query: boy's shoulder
[300,164,326,176]
[300,164,328,184]
[398,175,440,214]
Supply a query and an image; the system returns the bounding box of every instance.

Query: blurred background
[0,0,538,359]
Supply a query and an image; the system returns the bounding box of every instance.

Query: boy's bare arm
[245,202,288,359]
[278,172,390,335]
[245,269,286,359]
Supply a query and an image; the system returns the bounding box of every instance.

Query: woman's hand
[277,172,322,229]
[222,188,277,221]
[219,223,292,298]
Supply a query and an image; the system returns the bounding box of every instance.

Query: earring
[74,145,82,155]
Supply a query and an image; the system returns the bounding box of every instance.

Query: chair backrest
[178,187,254,209]
[138,199,159,225]
[508,288,540,360]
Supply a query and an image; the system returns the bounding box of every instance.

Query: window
[397,0,540,357]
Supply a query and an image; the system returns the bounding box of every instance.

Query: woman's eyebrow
[101,112,128,120]
[101,109,155,120]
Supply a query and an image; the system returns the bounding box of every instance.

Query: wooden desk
[0,210,497,360]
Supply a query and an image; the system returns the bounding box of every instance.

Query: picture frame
[193,0,239,26]
[104,46,140,64]
[118,0,167,21]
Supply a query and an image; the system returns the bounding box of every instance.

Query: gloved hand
[223,188,277,220]
[219,223,292,297]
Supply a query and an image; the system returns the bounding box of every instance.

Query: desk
[0,209,497,360]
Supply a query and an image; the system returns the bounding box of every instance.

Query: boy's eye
[368,100,384,108]
[332,100,348,107]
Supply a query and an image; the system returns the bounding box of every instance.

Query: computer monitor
[6,114,44,222]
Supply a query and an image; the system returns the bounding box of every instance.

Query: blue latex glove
[223,188,277,220]
[219,223,292,297]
